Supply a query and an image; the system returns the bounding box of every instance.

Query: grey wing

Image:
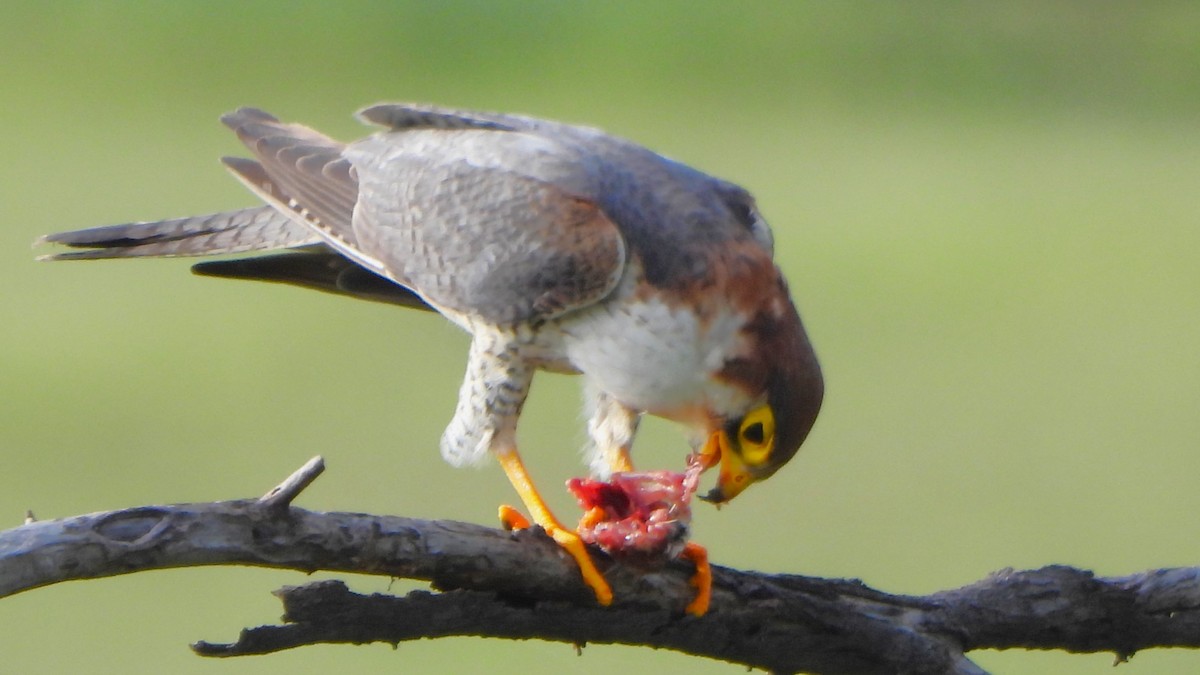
[346,128,626,325]
[38,206,319,260]
[223,106,626,326]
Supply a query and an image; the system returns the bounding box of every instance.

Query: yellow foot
[681,542,712,616]
[548,525,613,606]
[610,446,634,474]
[497,503,613,606]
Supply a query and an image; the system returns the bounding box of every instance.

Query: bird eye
[738,405,775,466]
[741,422,765,445]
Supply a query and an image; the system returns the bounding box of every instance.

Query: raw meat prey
[567,454,705,565]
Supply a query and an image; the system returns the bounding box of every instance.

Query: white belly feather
[557,282,751,424]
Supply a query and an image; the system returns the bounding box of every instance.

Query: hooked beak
[698,429,753,504]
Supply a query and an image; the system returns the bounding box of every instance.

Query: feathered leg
[445,335,612,606]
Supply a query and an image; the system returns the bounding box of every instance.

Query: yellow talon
[498,504,531,531]
[681,542,712,616]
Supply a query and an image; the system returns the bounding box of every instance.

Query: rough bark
[3,457,1198,674]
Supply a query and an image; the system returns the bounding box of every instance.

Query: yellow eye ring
[738,404,775,466]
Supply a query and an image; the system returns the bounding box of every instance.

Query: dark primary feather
[192,252,433,310]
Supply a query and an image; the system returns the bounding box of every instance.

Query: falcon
[39,104,824,614]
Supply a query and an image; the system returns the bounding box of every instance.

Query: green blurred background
[2,2,1198,673]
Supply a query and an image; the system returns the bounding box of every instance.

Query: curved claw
[681,542,711,616]
[498,504,531,531]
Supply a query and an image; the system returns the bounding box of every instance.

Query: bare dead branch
[2,458,1199,674]
[258,455,325,511]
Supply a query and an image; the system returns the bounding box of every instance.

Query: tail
[37,205,319,260]
[37,106,430,311]
[37,110,346,261]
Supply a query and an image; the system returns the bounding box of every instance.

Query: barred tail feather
[37,206,318,260]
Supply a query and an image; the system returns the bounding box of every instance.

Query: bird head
[698,277,824,504]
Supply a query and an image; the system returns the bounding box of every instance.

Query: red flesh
[567,454,706,562]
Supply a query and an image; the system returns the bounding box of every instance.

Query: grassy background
[2,2,1199,673]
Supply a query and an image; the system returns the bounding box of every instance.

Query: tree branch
[3,458,1198,674]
